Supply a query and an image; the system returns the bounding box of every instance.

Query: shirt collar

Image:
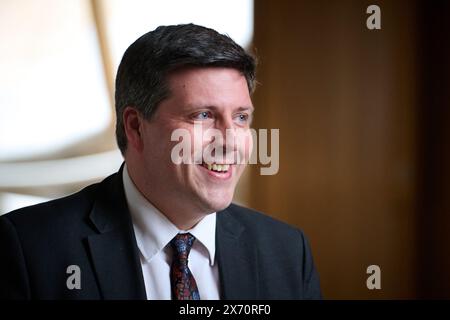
[122,164,216,266]
[186,211,216,266]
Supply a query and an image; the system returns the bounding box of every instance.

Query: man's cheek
[246,134,254,162]
[236,131,253,164]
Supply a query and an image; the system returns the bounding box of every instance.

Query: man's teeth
[203,163,230,172]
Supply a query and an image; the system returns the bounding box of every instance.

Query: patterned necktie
[170,233,201,300]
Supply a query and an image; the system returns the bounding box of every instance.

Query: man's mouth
[201,163,231,173]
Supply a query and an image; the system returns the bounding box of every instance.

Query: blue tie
[170,233,201,300]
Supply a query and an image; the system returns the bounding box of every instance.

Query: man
[0,24,321,299]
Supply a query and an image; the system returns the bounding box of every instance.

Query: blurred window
[0,0,253,214]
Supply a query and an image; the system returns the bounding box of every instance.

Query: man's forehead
[164,67,253,109]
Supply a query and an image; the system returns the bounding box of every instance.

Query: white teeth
[202,163,230,172]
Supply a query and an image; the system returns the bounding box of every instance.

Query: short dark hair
[114,23,257,155]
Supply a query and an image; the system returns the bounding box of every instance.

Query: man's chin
[198,195,233,213]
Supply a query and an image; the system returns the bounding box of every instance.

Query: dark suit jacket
[0,167,322,300]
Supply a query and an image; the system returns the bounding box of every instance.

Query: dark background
[249,0,450,299]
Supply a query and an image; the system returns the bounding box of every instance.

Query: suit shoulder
[224,206,322,299]
[1,182,100,230]
[226,203,305,239]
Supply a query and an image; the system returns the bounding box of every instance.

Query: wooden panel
[251,0,418,298]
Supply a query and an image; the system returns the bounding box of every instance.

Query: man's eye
[235,113,249,123]
[193,111,211,120]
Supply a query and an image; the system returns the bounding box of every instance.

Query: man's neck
[124,162,209,231]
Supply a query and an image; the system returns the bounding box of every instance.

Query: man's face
[139,67,254,215]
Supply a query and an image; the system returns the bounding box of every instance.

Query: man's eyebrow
[236,106,254,112]
[184,105,254,112]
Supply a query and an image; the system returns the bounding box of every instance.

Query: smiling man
[125,66,254,231]
[0,24,321,300]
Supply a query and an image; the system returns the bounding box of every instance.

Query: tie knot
[170,233,196,259]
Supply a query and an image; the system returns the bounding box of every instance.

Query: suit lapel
[87,165,146,299]
[216,208,260,299]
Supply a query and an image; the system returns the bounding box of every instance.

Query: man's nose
[217,113,238,131]
[215,116,237,145]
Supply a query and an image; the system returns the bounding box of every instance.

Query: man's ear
[123,106,144,153]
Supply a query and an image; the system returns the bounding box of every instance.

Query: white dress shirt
[122,165,220,300]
